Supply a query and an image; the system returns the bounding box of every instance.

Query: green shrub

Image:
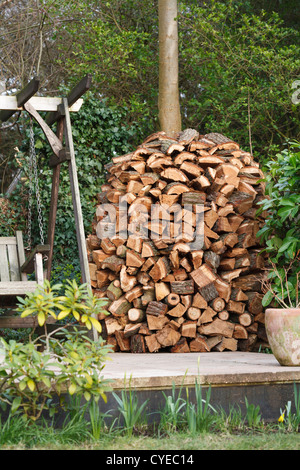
[257,141,300,308]
[0,280,112,422]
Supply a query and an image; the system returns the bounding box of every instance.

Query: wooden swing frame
[0,75,95,335]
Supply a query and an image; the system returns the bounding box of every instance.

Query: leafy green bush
[0,280,112,421]
[180,1,300,158]
[257,141,300,307]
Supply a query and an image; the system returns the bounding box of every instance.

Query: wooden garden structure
[0,75,93,332]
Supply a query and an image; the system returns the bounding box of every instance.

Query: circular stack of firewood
[87,129,268,353]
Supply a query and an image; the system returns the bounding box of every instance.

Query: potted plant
[257,142,300,366]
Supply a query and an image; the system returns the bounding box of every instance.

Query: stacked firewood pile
[87,129,268,353]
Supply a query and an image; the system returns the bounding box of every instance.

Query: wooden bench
[0,231,50,327]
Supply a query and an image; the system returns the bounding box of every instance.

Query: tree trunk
[158,0,181,137]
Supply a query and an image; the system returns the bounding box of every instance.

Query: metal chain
[26,140,33,251]
[27,118,45,247]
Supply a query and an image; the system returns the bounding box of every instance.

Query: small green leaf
[27,379,36,392]
[38,312,45,326]
[69,383,77,395]
[262,290,274,307]
[11,396,22,414]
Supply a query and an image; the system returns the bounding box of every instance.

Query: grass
[1,374,300,450]
[2,427,300,451]
[1,395,300,450]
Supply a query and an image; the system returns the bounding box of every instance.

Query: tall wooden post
[158,0,181,137]
[63,98,97,341]
[46,118,64,280]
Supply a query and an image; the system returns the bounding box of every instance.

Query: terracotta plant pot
[265,308,300,366]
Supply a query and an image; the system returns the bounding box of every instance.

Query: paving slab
[104,351,300,390]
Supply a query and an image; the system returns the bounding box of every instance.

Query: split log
[145,334,161,352]
[130,334,146,353]
[156,327,181,347]
[147,314,169,330]
[146,301,168,316]
[170,338,190,353]
[128,308,146,323]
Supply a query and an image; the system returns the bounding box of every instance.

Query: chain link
[26,143,33,250]
[26,118,45,249]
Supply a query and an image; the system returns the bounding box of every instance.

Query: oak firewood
[105,335,119,352]
[180,161,203,178]
[186,307,201,321]
[230,312,253,327]
[141,240,159,257]
[181,321,197,338]
[161,168,189,183]
[238,334,257,352]
[199,282,219,302]
[203,251,220,270]
[190,263,217,289]
[120,265,137,293]
[96,270,110,288]
[182,191,206,205]
[227,300,246,314]
[174,151,196,165]
[124,322,142,337]
[146,301,168,316]
[156,327,181,347]
[190,250,204,269]
[106,280,122,301]
[181,294,192,308]
[246,291,264,314]
[147,314,169,330]
[170,280,195,294]
[233,324,248,339]
[170,338,190,353]
[232,274,263,292]
[104,316,123,336]
[189,336,211,352]
[128,308,146,323]
[230,288,248,302]
[109,296,132,316]
[217,310,230,321]
[89,128,266,353]
[145,334,161,352]
[198,318,235,338]
[126,249,145,268]
[210,297,226,312]
[167,303,187,318]
[115,331,131,351]
[149,256,170,282]
[127,235,143,253]
[192,292,208,309]
[139,323,151,335]
[125,285,143,302]
[198,306,217,324]
[166,293,180,306]
[141,287,155,306]
[206,335,223,350]
[214,337,237,352]
[130,334,146,353]
[155,281,171,301]
[101,255,125,273]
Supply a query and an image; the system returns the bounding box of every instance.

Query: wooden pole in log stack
[158,0,181,138]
